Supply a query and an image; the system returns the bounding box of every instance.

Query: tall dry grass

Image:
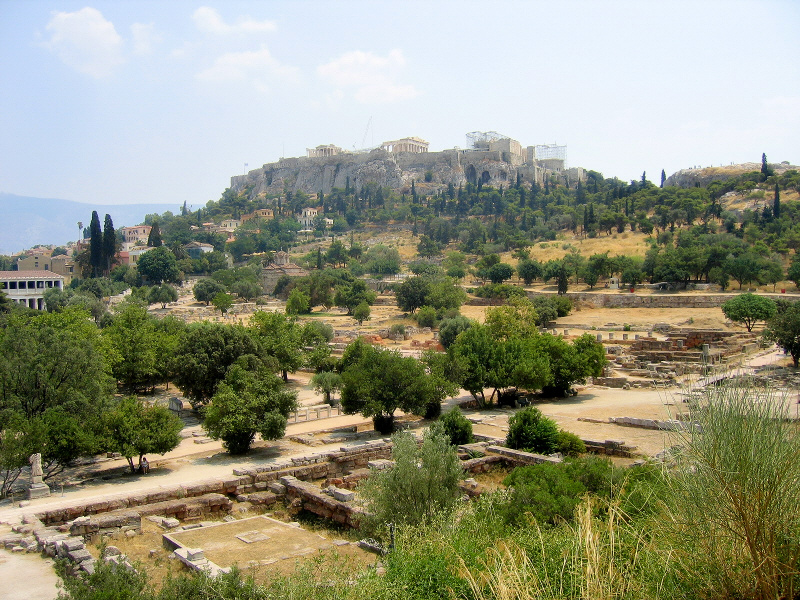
[658,375,800,599]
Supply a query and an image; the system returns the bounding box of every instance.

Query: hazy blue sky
[1,0,798,208]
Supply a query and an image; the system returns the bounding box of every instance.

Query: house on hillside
[298,207,319,230]
[184,241,215,259]
[242,208,275,223]
[16,253,76,285]
[120,225,152,245]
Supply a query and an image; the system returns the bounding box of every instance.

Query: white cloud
[131,22,159,56]
[317,49,420,104]
[196,46,298,91]
[192,7,276,35]
[44,7,124,78]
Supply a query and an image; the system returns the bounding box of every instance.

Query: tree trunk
[126,457,136,473]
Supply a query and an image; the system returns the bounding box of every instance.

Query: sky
[1,0,798,209]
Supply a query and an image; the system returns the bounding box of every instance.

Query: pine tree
[89,211,103,278]
[102,214,116,276]
[147,221,163,247]
[660,169,666,188]
[774,183,781,219]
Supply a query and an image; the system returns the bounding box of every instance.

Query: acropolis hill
[230,132,585,198]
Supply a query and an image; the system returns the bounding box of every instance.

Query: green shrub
[506,407,560,454]
[438,315,473,349]
[474,283,526,300]
[424,400,442,420]
[550,295,573,317]
[501,456,621,526]
[502,462,585,525]
[557,430,585,457]
[416,305,438,328]
[438,407,474,445]
[358,426,463,532]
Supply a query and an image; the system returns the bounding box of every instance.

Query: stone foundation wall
[563,292,794,309]
[282,476,364,527]
[35,443,394,526]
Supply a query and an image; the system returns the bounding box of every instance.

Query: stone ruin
[592,327,760,388]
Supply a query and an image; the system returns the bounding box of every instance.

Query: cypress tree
[761,153,769,180]
[102,214,116,276]
[660,169,666,188]
[147,221,163,247]
[774,183,781,219]
[89,211,103,278]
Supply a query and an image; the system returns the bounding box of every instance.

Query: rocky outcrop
[665,162,798,188]
[230,148,557,198]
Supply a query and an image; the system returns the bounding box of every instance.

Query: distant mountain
[0,193,177,255]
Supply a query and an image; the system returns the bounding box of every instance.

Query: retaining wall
[562,292,795,309]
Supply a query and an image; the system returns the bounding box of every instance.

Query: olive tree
[722,293,777,332]
[358,424,463,534]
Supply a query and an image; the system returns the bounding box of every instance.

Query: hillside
[0,193,176,254]
[665,161,799,188]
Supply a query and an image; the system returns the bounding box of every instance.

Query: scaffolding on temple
[466,131,510,150]
[533,143,567,162]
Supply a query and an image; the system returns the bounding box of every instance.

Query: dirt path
[0,545,60,600]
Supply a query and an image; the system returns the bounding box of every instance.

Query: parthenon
[381,136,429,154]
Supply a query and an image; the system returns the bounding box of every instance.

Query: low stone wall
[581,439,639,457]
[34,443,394,526]
[564,291,795,309]
[485,446,562,466]
[282,476,364,527]
[39,493,233,527]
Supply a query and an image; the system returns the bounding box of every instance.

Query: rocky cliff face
[665,162,798,188]
[230,148,546,198]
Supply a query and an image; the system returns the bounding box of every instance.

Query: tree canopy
[722,293,777,332]
[340,341,457,432]
[103,396,183,473]
[203,364,297,454]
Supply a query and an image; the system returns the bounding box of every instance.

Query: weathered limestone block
[485,445,562,466]
[67,548,93,563]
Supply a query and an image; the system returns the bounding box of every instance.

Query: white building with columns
[0,270,65,310]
